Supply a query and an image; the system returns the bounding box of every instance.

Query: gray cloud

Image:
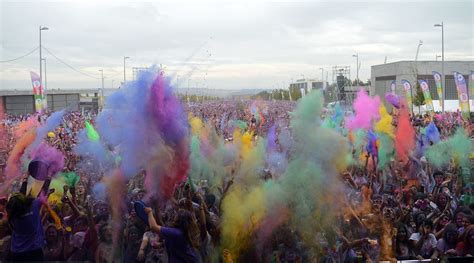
[1,0,472,91]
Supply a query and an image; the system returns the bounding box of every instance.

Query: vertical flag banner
[30,71,43,113]
[432,71,443,107]
[418,80,434,113]
[471,71,474,108]
[401,79,413,113]
[390,80,396,94]
[453,72,470,119]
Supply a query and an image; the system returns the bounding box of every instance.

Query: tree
[289,86,301,101]
[252,91,270,100]
[413,81,425,113]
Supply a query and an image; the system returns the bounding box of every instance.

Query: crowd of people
[0,94,473,262]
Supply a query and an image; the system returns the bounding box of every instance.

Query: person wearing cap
[5,161,52,261]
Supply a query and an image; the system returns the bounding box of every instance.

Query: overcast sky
[0,0,472,91]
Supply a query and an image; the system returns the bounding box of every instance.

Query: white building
[289,78,328,95]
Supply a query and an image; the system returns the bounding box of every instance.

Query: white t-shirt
[409,232,437,258]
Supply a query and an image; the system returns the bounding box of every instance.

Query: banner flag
[30,71,44,113]
[418,79,434,113]
[390,80,396,94]
[453,72,470,119]
[401,79,413,113]
[432,71,443,107]
[471,71,474,108]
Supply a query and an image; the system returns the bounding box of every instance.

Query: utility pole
[352,54,359,86]
[42,57,47,90]
[39,26,49,90]
[434,22,444,112]
[99,70,104,108]
[415,40,423,61]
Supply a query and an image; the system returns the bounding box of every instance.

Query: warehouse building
[0,88,119,115]
[371,61,474,111]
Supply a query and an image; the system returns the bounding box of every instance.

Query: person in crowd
[5,185,47,260]
[394,223,415,260]
[0,104,472,262]
[137,227,167,263]
[431,223,458,259]
[95,223,113,263]
[409,219,438,259]
[455,224,474,257]
[43,224,64,261]
[145,206,200,263]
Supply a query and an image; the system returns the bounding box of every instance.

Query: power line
[0,46,39,63]
[42,46,101,80]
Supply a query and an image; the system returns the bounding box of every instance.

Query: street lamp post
[39,26,49,87]
[319,67,324,90]
[352,54,359,86]
[42,57,47,90]
[42,57,48,111]
[124,56,130,84]
[99,70,104,107]
[434,22,444,113]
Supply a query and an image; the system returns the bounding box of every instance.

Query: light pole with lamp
[39,26,49,88]
[352,54,359,86]
[123,56,130,85]
[319,67,325,90]
[42,57,47,91]
[99,70,104,108]
[41,57,48,111]
[434,22,444,113]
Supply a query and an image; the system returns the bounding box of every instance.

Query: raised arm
[145,207,161,233]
